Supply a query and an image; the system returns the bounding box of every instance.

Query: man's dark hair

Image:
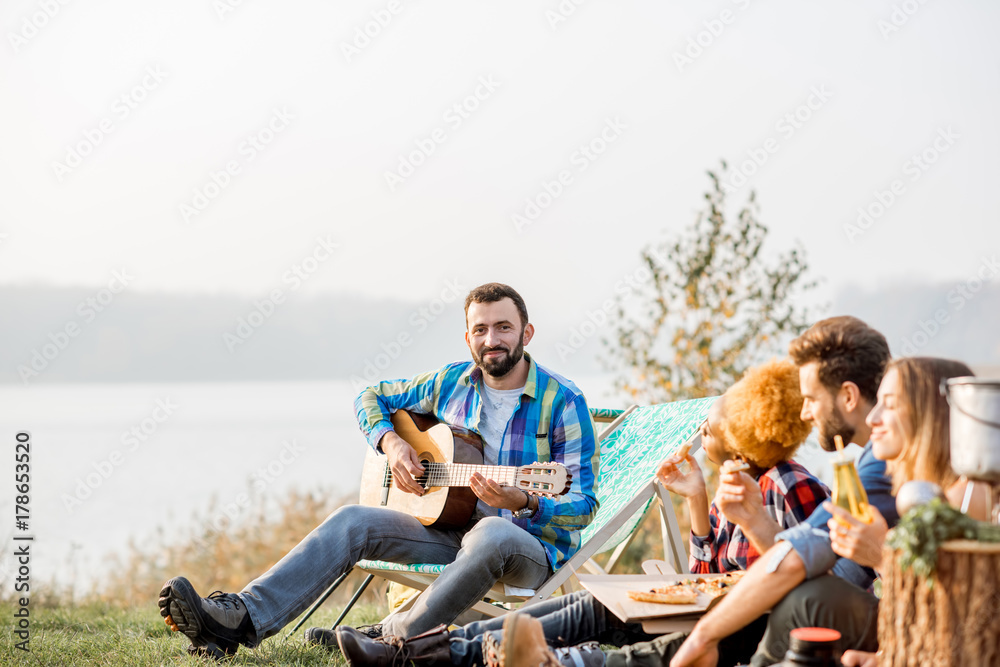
[464,283,529,328]
[788,316,890,404]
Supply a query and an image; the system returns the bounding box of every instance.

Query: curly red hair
[721,358,813,469]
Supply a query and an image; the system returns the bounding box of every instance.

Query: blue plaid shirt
[354,352,600,570]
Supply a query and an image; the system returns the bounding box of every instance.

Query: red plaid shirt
[690,460,829,574]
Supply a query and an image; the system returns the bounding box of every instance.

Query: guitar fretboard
[381,462,523,488]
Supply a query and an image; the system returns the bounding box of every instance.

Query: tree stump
[879,540,1000,666]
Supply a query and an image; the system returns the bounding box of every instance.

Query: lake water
[0,377,626,594]
[1,381,374,595]
[0,377,839,596]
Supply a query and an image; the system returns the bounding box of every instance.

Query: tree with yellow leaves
[603,163,816,404]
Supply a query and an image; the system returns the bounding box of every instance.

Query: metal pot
[943,377,1000,483]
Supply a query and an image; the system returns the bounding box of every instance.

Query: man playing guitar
[157,282,600,660]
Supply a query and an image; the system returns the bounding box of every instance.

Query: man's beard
[816,406,856,451]
[473,340,524,378]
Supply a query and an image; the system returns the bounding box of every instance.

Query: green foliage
[95,486,384,611]
[603,162,816,403]
[5,486,392,617]
[886,498,1000,584]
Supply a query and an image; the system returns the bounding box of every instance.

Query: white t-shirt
[475,383,524,517]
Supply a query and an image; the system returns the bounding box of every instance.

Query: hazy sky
[2,0,998,318]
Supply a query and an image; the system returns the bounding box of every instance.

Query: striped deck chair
[286,398,716,635]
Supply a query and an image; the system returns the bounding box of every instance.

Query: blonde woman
[828,356,988,570]
[872,357,990,514]
[826,357,988,667]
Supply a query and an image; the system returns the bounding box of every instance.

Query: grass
[0,600,382,666]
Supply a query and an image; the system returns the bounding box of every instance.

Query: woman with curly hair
[660,358,830,573]
[334,360,830,667]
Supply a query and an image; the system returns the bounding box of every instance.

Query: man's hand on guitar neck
[380,432,426,496]
[470,472,536,514]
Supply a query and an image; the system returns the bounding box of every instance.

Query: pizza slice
[627,585,698,605]
[720,458,750,475]
[686,571,748,597]
[676,440,693,459]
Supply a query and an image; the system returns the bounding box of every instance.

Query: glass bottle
[831,458,872,524]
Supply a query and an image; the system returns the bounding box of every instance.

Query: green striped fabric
[583,397,716,553]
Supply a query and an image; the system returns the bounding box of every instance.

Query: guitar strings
[383,463,517,486]
[380,462,556,489]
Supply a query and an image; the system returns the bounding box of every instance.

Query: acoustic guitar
[359,410,571,529]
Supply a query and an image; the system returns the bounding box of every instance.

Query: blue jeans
[446,591,771,667]
[447,590,639,666]
[238,505,551,642]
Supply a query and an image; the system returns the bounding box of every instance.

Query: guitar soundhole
[417,459,431,488]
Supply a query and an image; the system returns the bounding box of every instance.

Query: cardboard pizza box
[576,573,728,624]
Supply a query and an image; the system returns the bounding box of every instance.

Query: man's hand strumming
[381,432,426,496]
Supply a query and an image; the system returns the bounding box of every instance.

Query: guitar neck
[384,462,522,488]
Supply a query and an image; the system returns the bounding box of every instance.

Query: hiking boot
[304,626,338,651]
[158,576,254,657]
[336,624,451,666]
[552,642,605,666]
[483,613,561,667]
[357,623,384,639]
[304,623,382,652]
